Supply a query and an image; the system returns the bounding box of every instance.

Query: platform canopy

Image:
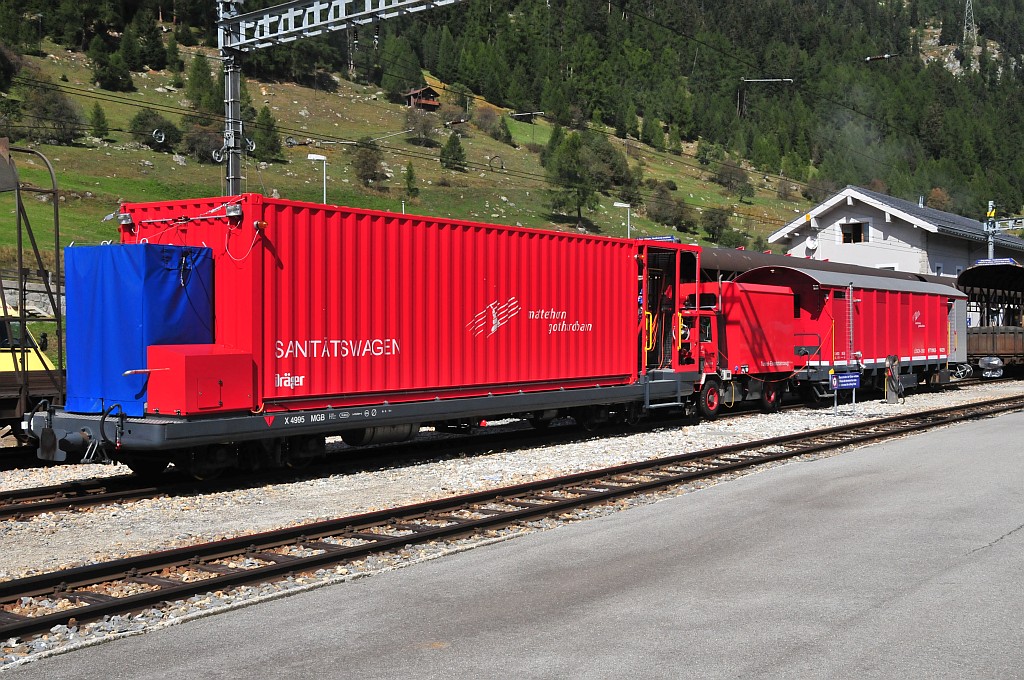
[956,263,1024,326]
[957,263,1024,295]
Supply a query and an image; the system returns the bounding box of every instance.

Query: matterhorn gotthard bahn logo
[466,297,521,337]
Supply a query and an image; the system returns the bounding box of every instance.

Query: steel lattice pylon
[218,0,467,195]
[963,0,978,48]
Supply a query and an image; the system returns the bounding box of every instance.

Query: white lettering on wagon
[275,373,306,389]
[528,308,593,335]
[274,338,401,359]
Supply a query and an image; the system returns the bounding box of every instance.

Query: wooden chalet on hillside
[404,86,440,111]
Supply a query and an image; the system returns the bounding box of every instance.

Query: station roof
[956,263,1024,294]
[736,265,966,298]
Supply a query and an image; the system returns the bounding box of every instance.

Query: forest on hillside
[1,0,1023,220]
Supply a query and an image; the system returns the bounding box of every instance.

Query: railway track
[2,394,1023,642]
[0,399,789,521]
[0,378,1014,521]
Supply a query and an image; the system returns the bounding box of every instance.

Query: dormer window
[841,222,867,243]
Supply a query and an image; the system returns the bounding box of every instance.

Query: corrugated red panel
[719,282,804,373]
[854,289,949,362]
[122,195,639,411]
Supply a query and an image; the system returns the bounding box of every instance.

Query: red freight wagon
[33,195,710,476]
[732,266,965,394]
[119,194,639,412]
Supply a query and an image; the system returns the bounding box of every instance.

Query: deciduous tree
[352,137,385,186]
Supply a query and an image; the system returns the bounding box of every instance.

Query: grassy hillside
[1,41,813,268]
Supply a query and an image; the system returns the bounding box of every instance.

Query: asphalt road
[9,412,1024,679]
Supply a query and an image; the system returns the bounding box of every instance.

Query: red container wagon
[32,196,708,476]
[127,194,640,411]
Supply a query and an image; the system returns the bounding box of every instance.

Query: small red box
[146,345,254,415]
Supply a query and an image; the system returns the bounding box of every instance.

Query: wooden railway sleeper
[65,591,118,605]
[192,563,247,575]
[0,611,29,624]
[248,552,300,564]
[127,575,188,588]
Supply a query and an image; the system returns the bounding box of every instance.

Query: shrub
[128,108,181,151]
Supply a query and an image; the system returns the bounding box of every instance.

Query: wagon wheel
[953,364,973,379]
[178,445,231,481]
[759,381,782,413]
[573,406,601,432]
[123,457,169,479]
[623,403,643,427]
[286,436,325,469]
[528,417,553,430]
[698,380,721,420]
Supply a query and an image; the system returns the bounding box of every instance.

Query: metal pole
[614,201,631,238]
[307,154,327,203]
[219,1,244,196]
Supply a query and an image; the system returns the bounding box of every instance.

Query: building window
[934,263,943,276]
[841,222,867,243]
[955,266,964,276]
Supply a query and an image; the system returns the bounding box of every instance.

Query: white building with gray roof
[768,185,1024,277]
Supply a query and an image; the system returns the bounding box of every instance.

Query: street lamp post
[307,153,327,204]
[613,201,631,238]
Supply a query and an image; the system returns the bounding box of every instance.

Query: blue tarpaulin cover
[65,244,214,416]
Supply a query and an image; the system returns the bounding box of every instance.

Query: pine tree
[93,52,134,92]
[541,125,565,167]
[640,114,664,150]
[135,10,167,70]
[667,125,682,155]
[405,161,419,197]
[380,34,423,102]
[546,132,598,226]
[435,26,458,83]
[87,35,109,66]
[89,102,109,139]
[186,53,217,113]
[119,25,143,72]
[624,101,639,139]
[440,131,467,171]
[166,33,184,73]
[251,106,281,162]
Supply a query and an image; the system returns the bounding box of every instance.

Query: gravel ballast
[2,381,1023,668]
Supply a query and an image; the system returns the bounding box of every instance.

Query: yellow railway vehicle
[0,319,59,441]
